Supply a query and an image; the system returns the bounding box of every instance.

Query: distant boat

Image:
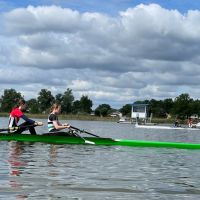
[195,122,200,128]
[135,123,200,130]
[117,117,133,124]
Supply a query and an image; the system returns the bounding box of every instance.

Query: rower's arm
[21,115,35,124]
[53,121,68,130]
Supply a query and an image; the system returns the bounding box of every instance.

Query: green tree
[72,100,81,114]
[162,98,174,114]
[0,89,22,112]
[172,93,193,119]
[120,104,132,116]
[79,95,93,113]
[27,98,39,114]
[190,100,200,116]
[61,88,74,114]
[55,93,63,104]
[37,89,55,113]
[95,104,111,117]
[149,99,166,117]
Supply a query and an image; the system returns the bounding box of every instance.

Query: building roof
[132,103,149,106]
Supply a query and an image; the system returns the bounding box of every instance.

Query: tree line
[0,89,199,119]
[0,88,114,116]
[120,93,200,119]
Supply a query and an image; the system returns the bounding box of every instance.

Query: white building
[131,103,150,123]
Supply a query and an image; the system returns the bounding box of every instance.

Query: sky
[1,0,200,109]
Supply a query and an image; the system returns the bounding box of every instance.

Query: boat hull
[1,134,200,149]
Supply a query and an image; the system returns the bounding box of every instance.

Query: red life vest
[8,107,24,127]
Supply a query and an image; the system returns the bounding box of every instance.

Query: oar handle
[70,126,100,138]
[0,127,19,132]
[0,122,43,132]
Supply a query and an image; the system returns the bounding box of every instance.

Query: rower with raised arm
[47,103,70,134]
[8,99,43,135]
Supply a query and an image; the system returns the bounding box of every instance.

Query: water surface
[0,117,200,200]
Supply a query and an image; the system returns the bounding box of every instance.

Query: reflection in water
[8,142,27,176]
[48,145,59,178]
[48,145,58,166]
[7,141,28,200]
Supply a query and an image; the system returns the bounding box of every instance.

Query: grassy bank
[0,112,119,122]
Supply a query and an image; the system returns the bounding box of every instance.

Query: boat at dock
[1,133,200,149]
[135,123,200,130]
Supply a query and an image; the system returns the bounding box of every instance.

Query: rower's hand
[34,122,43,126]
[63,123,70,128]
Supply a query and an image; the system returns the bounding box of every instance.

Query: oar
[0,127,18,132]
[72,131,95,145]
[70,126,100,138]
[0,122,43,133]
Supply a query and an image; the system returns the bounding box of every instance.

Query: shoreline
[0,113,119,122]
[0,112,188,124]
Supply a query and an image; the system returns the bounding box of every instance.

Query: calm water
[1,117,200,200]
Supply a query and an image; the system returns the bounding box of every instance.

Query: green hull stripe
[0,134,200,149]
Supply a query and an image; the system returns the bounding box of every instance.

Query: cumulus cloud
[1,4,200,108]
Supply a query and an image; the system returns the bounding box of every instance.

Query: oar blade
[84,140,95,145]
[72,131,95,145]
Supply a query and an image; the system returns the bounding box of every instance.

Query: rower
[8,99,43,135]
[187,118,193,128]
[174,116,180,127]
[47,103,71,135]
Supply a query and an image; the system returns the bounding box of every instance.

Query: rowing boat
[1,134,200,149]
